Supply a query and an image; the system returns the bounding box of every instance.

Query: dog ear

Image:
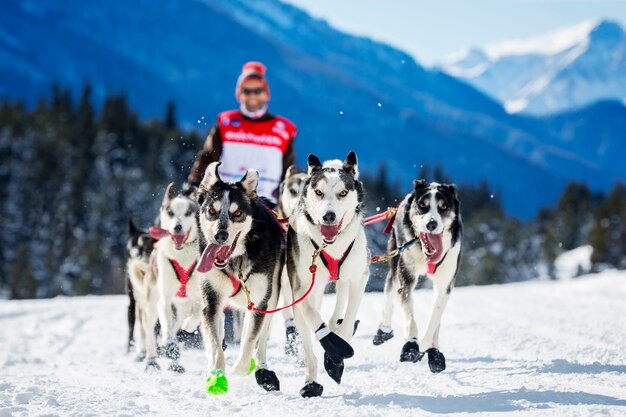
[185,185,198,201]
[441,183,458,198]
[165,182,176,202]
[308,154,322,175]
[200,162,222,192]
[285,165,297,178]
[413,179,428,194]
[239,169,259,198]
[342,151,359,178]
[128,218,140,236]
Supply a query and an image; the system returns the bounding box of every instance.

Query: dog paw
[164,341,180,360]
[316,325,354,365]
[323,352,344,384]
[255,368,280,391]
[135,350,147,362]
[400,340,424,363]
[168,362,185,374]
[427,348,446,373]
[144,357,160,372]
[299,381,323,398]
[205,369,228,395]
[373,328,394,346]
[233,357,256,377]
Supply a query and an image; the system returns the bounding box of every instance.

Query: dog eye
[418,201,427,209]
[185,209,193,216]
[233,209,242,217]
[167,209,174,217]
[208,207,217,215]
[315,189,323,197]
[338,190,348,198]
[290,189,298,196]
[440,203,448,210]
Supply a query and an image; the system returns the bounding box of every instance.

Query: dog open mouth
[318,217,344,244]
[197,233,240,273]
[419,232,443,266]
[171,228,192,250]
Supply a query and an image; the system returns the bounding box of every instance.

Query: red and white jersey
[217,110,296,203]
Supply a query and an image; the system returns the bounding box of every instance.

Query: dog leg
[419,286,451,353]
[335,274,366,342]
[293,304,322,397]
[253,314,280,391]
[233,310,264,376]
[329,280,348,331]
[144,300,160,371]
[398,285,425,363]
[202,291,228,394]
[373,276,396,345]
[135,307,147,361]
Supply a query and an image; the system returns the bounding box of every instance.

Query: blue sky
[281,0,626,65]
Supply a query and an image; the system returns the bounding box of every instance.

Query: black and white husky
[149,183,202,373]
[196,162,283,394]
[287,152,369,398]
[372,180,462,373]
[277,165,307,357]
[126,219,155,355]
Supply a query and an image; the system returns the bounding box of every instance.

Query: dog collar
[310,238,355,281]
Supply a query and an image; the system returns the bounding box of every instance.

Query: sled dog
[287,151,369,398]
[196,162,283,394]
[126,219,156,356]
[372,179,462,373]
[277,165,307,357]
[149,183,202,373]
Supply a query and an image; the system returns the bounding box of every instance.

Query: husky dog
[372,180,462,373]
[149,183,202,373]
[277,165,307,357]
[126,219,156,355]
[287,152,369,398]
[196,162,283,395]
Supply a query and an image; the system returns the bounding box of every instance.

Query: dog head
[127,218,155,261]
[278,165,307,218]
[196,162,258,272]
[301,151,364,244]
[407,180,460,264]
[156,183,199,250]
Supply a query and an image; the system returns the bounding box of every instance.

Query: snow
[1,271,626,416]
[554,245,593,280]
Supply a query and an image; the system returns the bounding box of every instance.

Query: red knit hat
[235,61,270,101]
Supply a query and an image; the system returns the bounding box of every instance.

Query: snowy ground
[1,271,626,417]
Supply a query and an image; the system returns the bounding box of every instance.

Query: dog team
[126,151,463,398]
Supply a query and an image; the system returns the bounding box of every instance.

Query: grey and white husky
[372,179,463,373]
[277,165,307,357]
[195,162,283,394]
[148,183,202,373]
[287,152,369,398]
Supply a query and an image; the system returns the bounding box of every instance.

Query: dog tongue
[420,232,443,265]
[171,234,186,247]
[197,244,221,273]
[319,224,340,242]
[149,226,170,240]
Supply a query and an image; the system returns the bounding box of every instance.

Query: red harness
[310,239,355,281]
[168,259,197,298]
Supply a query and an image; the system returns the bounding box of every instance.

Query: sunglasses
[241,87,265,96]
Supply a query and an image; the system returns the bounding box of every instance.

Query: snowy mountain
[1,271,625,415]
[0,0,625,218]
[442,19,626,115]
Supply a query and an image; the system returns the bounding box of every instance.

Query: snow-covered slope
[442,19,626,115]
[1,271,625,416]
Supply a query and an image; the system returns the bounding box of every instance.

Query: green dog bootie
[248,358,256,375]
[206,369,228,395]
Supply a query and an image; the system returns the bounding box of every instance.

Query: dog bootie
[206,369,228,395]
[285,324,299,357]
[400,339,424,363]
[299,381,323,398]
[255,368,280,391]
[316,324,354,365]
[323,352,344,384]
[144,357,160,372]
[427,348,446,373]
[373,328,394,346]
[164,340,180,360]
[168,362,185,374]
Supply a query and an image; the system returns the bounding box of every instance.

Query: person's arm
[187,123,223,185]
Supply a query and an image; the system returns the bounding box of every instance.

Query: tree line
[0,86,624,298]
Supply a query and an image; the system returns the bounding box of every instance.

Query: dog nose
[426,219,438,232]
[214,230,229,244]
[322,211,336,224]
[174,224,182,233]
